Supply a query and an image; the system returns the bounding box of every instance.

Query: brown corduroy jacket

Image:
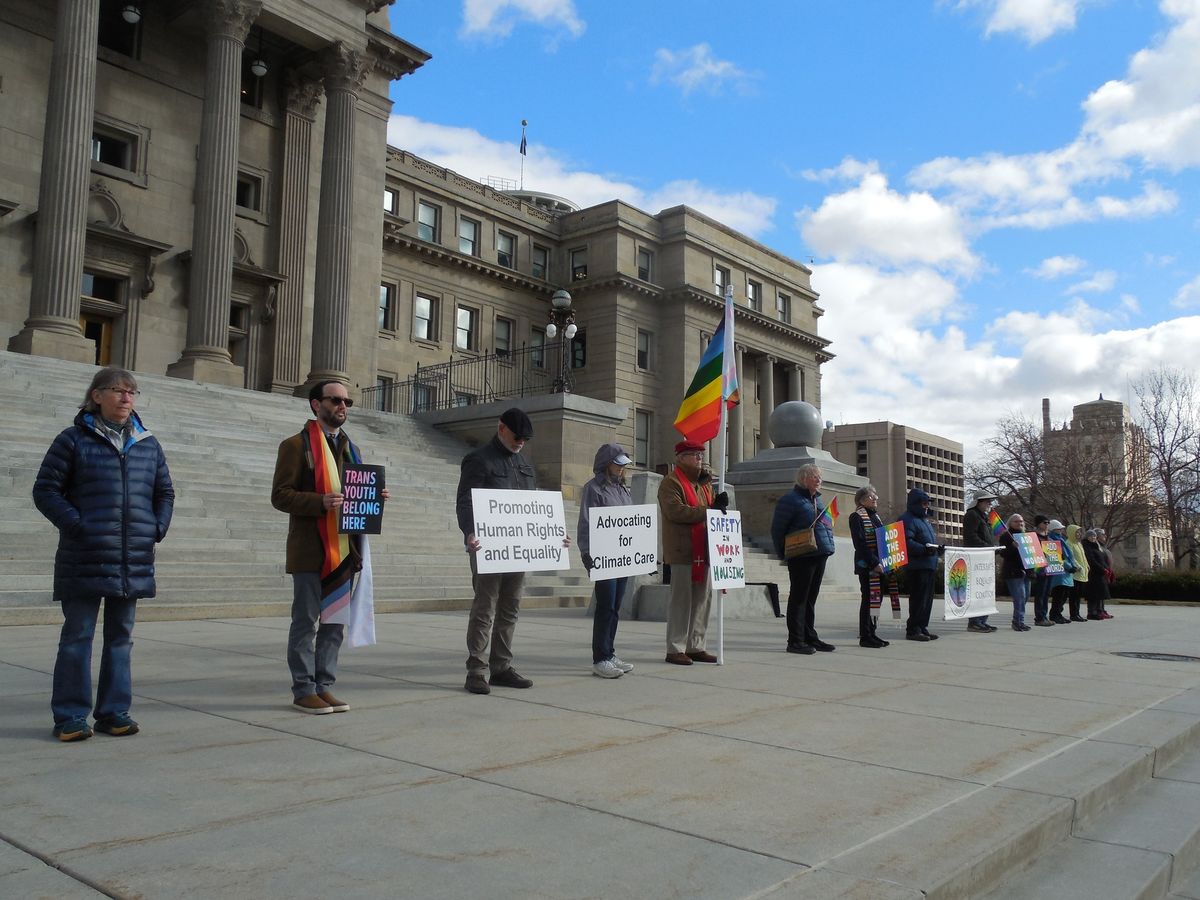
[271,426,357,574]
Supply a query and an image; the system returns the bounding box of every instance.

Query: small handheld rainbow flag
[987,508,1006,536]
[818,496,840,529]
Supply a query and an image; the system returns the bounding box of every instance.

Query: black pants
[1050,584,1078,618]
[785,555,826,647]
[906,568,935,635]
[857,572,879,639]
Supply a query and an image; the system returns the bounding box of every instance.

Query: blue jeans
[592,577,627,663]
[288,573,344,699]
[1007,576,1029,625]
[52,596,137,725]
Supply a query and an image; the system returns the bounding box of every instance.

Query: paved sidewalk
[2,602,1199,899]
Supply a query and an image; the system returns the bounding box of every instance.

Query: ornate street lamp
[544,288,576,393]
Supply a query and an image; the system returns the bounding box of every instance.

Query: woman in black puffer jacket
[33,367,174,742]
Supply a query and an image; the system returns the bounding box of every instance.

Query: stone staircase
[0,351,593,624]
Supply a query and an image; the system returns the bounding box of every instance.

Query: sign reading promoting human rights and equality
[338,464,385,534]
[876,522,909,573]
[707,509,745,590]
[587,504,658,581]
[471,489,571,574]
[1013,532,1047,570]
[1042,539,1066,576]
[943,547,999,619]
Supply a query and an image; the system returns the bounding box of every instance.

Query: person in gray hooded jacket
[577,443,635,679]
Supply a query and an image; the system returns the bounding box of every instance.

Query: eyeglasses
[680,451,704,459]
[321,396,353,407]
[104,388,140,398]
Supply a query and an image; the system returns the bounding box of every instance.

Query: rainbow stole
[305,420,362,620]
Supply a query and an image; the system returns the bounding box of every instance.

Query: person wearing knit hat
[658,440,728,665]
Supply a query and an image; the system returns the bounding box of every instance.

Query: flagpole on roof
[519,119,528,190]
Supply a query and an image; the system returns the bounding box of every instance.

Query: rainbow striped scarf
[854,507,902,615]
[305,420,362,621]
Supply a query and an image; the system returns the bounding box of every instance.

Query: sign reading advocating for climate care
[942,547,999,619]
[471,489,571,574]
[338,464,385,535]
[707,509,745,590]
[587,504,658,581]
[876,522,909,573]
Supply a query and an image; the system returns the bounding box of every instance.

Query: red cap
[674,440,705,454]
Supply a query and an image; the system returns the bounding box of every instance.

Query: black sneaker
[786,643,815,655]
[810,640,836,652]
[489,668,533,689]
[465,673,491,694]
[1050,615,1070,624]
[906,632,931,642]
[94,713,139,736]
[1034,619,1054,627]
[922,630,939,641]
[52,718,92,742]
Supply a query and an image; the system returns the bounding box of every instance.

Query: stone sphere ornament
[767,401,823,448]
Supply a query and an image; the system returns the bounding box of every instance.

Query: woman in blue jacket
[33,367,174,742]
[771,464,836,655]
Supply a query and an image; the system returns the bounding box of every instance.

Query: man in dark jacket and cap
[898,488,943,641]
[34,366,174,741]
[962,490,999,632]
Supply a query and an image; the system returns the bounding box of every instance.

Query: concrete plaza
[2,601,1199,899]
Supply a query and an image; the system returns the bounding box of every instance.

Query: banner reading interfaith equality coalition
[942,547,999,620]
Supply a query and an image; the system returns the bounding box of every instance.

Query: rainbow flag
[818,496,840,529]
[673,290,740,443]
[988,508,1006,536]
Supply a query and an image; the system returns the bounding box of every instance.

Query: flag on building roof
[818,496,840,529]
[988,508,1006,536]
[673,290,740,444]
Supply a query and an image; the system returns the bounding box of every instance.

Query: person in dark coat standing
[898,488,943,641]
[848,485,891,648]
[771,464,836,655]
[33,367,174,742]
[961,491,999,633]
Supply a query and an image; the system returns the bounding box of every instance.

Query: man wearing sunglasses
[271,380,387,714]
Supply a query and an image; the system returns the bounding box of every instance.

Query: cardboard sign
[471,488,571,574]
[587,504,658,581]
[1014,532,1047,569]
[338,464,385,534]
[877,521,908,573]
[707,509,745,589]
[1042,539,1066,576]
[943,547,999,619]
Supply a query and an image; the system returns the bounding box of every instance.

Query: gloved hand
[713,491,729,514]
[937,545,945,555]
[582,552,594,572]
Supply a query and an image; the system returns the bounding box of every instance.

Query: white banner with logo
[942,547,999,620]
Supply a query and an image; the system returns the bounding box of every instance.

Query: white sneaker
[610,656,634,673]
[592,659,624,679]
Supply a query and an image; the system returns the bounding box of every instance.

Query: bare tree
[1132,366,1200,568]
[965,413,1047,511]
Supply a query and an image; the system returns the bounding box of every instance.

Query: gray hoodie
[576,443,633,559]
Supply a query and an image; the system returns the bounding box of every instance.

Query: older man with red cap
[657,440,728,665]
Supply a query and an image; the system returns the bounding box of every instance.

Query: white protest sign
[471,489,571,574]
[943,546,999,619]
[587,504,658,581]
[707,509,745,590]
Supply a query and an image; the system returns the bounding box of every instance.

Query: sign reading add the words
[876,521,909,573]
[1014,532,1047,570]
[1043,539,1066,576]
[338,464,385,534]
[471,488,571,574]
[943,547,999,619]
[587,504,658,581]
[707,509,745,590]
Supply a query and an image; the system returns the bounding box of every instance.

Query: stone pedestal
[165,353,246,387]
[8,318,95,364]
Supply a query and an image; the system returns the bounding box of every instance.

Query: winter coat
[455,435,537,538]
[771,486,835,559]
[577,443,633,561]
[849,506,883,571]
[1066,525,1090,583]
[658,468,715,566]
[962,505,996,548]
[1049,531,1076,588]
[898,488,940,571]
[33,410,174,602]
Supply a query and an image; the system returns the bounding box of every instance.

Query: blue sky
[385,0,1200,456]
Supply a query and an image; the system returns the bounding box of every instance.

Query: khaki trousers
[466,554,525,675]
[666,564,711,654]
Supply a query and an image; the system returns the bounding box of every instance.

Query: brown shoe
[292,694,333,715]
[664,652,693,665]
[687,650,718,663]
[317,691,349,712]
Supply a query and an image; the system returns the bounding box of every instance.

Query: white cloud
[1028,255,1086,279]
[798,172,978,273]
[650,44,753,96]
[1171,274,1200,308]
[1119,293,1141,314]
[460,0,584,41]
[386,115,777,238]
[799,158,880,183]
[1064,269,1117,295]
[956,0,1084,44]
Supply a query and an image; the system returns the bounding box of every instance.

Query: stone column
[9,0,100,363]
[305,42,369,389]
[167,0,261,387]
[270,73,322,393]
[788,364,803,403]
[758,355,775,450]
[730,344,745,463]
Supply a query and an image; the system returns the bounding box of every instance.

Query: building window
[776,291,791,322]
[637,247,653,282]
[91,130,133,172]
[570,247,588,280]
[240,56,264,109]
[495,316,513,358]
[747,279,762,311]
[570,329,586,369]
[414,293,438,342]
[454,392,474,407]
[378,283,395,331]
[531,327,546,368]
[455,305,479,351]
[384,188,399,215]
[417,201,439,243]
[90,116,148,187]
[413,383,433,413]
[637,329,652,370]
[374,375,394,412]
[235,171,263,212]
[497,231,516,269]
[98,0,141,57]
[458,217,479,256]
[81,272,123,303]
[714,265,731,295]
[635,410,651,467]
[532,244,549,279]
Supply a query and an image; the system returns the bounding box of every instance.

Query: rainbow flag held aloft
[988,508,1006,536]
[818,496,840,529]
[673,291,740,444]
